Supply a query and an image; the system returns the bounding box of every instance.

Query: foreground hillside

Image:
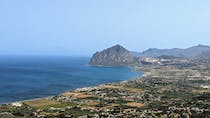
[1,57,210,117]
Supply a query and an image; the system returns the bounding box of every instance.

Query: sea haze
[0,56,141,104]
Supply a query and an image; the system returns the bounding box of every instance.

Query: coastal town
[1,55,210,118]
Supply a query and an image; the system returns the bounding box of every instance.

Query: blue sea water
[0,56,142,104]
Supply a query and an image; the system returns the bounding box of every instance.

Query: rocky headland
[89,44,136,66]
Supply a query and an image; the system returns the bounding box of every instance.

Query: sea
[0,56,142,104]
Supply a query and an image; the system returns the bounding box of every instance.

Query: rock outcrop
[89,45,136,66]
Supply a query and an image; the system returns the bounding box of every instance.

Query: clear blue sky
[0,0,210,56]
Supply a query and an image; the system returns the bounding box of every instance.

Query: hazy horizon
[1,0,210,56]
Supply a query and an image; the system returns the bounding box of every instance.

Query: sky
[0,0,210,56]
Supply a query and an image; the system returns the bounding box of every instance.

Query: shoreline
[1,66,143,106]
[2,60,210,117]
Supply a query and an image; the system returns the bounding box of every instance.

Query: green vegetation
[35,102,77,110]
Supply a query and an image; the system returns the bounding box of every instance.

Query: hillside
[139,44,210,58]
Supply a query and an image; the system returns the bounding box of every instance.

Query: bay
[0,56,142,104]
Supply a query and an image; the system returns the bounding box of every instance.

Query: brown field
[63,92,94,99]
[24,99,59,107]
[102,103,120,110]
[126,102,144,108]
[192,89,210,93]
[83,100,99,106]
[123,108,136,113]
[99,84,143,93]
[99,85,123,89]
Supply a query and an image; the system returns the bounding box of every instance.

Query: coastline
[1,66,143,106]
[2,60,210,117]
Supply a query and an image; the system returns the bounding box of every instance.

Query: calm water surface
[0,56,142,104]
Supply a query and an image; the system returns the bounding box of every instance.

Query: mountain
[89,45,136,66]
[131,51,142,57]
[140,48,183,57]
[89,44,210,66]
[198,50,210,59]
[139,44,210,58]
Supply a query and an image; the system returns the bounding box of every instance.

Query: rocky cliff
[89,45,136,66]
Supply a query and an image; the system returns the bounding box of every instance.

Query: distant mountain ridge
[139,44,210,58]
[89,44,210,66]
